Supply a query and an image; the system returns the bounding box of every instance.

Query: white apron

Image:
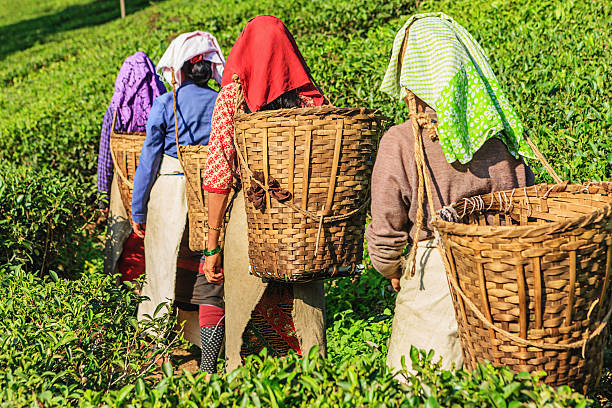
[103,176,131,276]
[386,240,463,377]
[136,155,200,346]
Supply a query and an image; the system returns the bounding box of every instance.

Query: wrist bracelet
[205,220,223,231]
[204,246,222,256]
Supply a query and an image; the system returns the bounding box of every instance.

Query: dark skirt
[174,227,224,309]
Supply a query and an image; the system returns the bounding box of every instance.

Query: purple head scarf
[97,51,166,198]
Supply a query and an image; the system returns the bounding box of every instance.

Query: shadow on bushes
[0,0,154,60]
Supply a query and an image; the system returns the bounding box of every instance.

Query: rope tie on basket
[486,191,495,212]
[447,273,612,351]
[108,109,136,189]
[230,76,371,224]
[523,187,530,216]
[576,182,596,194]
[439,205,460,223]
[505,189,516,214]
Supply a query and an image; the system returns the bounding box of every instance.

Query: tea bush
[0,260,592,407]
[0,263,178,406]
[0,163,89,272]
[0,0,610,406]
[78,348,590,408]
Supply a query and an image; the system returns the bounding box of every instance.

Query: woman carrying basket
[99,51,166,282]
[201,16,328,370]
[130,31,226,375]
[368,13,535,374]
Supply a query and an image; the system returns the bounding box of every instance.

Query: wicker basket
[402,87,611,392]
[432,183,612,392]
[178,144,228,251]
[234,105,384,282]
[109,112,145,220]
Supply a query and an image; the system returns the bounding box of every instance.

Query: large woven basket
[234,105,384,282]
[432,183,612,392]
[177,144,228,251]
[403,86,612,392]
[109,112,145,220]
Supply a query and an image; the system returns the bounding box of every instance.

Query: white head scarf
[157,31,225,86]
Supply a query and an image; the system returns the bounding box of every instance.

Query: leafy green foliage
[0,163,89,272]
[0,0,609,406]
[0,262,179,406]
[81,347,590,407]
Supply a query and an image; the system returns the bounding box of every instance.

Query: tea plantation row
[0,0,609,406]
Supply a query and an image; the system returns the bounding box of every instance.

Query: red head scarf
[221,15,325,112]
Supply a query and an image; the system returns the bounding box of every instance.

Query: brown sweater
[366,114,534,278]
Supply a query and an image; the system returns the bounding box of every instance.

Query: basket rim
[432,183,612,238]
[235,105,385,121]
[110,130,146,138]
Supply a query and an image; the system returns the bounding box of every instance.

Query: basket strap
[230,79,369,224]
[524,135,563,183]
[109,108,135,189]
[447,271,612,351]
[171,68,204,208]
[404,91,437,278]
[109,140,133,188]
[111,109,118,134]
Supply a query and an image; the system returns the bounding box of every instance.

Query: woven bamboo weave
[432,183,612,392]
[234,106,384,282]
[178,144,227,251]
[109,119,145,220]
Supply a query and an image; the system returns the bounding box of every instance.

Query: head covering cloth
[98,51,166,196]
[380,12,532,164]
[157,31,225,86]
[108,51,166,132]
[221,15,325,112]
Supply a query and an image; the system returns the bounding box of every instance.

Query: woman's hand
[132,221,146,238]
[203,252,224,285]
[391,278,401,292]
[389,271,402,292]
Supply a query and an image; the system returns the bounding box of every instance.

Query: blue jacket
[131,80,217,223]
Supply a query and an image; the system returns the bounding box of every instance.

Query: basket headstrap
[111,109,118,134]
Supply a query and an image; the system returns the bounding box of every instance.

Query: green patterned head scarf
[380,12,532,164]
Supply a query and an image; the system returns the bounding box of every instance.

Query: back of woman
[99,51,166,282]
[129,31,226,376]
[367,13,535,376]
[201,15,327,371]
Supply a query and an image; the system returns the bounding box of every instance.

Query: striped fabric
[380,12,531,164]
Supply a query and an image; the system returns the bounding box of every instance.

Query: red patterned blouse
[202,82,315,194]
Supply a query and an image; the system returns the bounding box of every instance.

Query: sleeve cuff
[372,258,403,279]
[203,185,232,194]
[132,213,146,224]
